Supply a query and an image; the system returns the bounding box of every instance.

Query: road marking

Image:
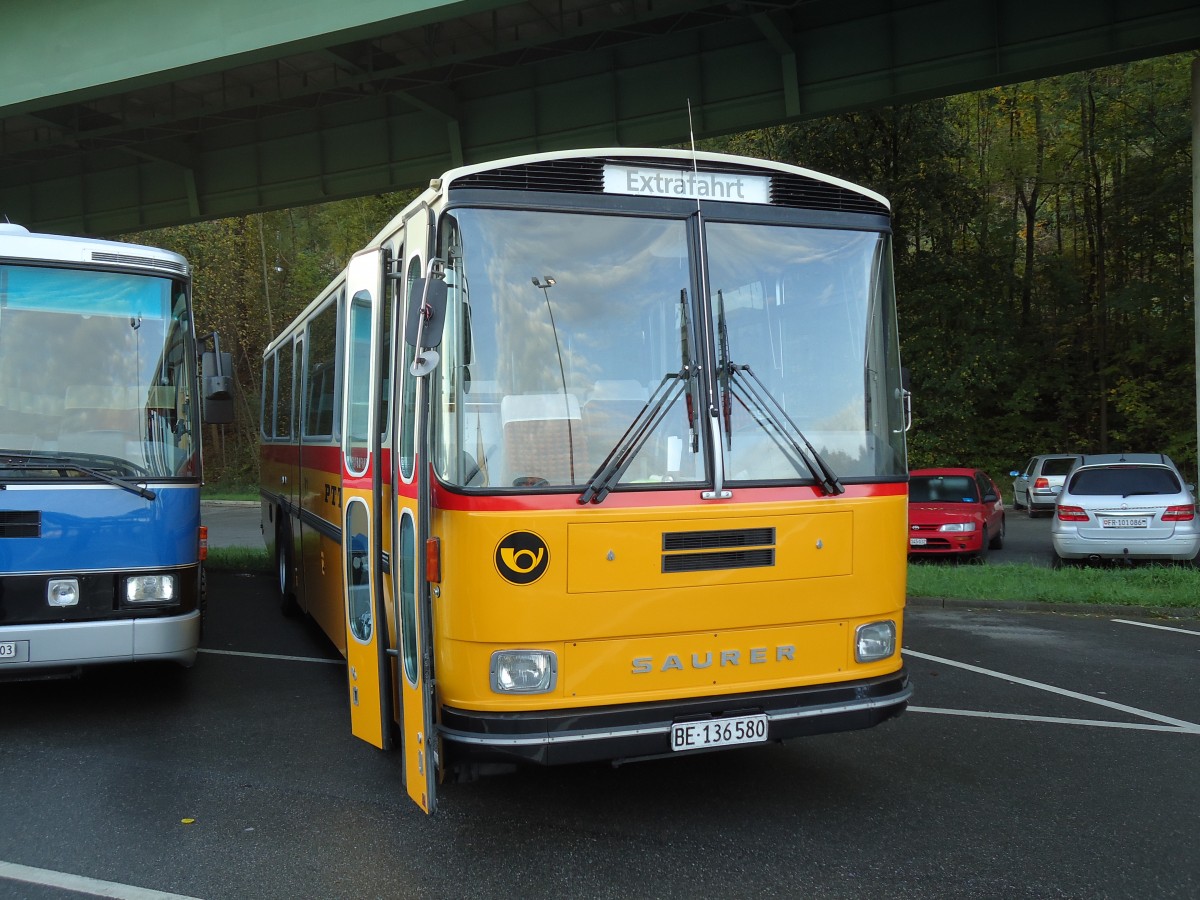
[908,706,1200,734]
[1111,618,1200,637]
[0,860,202,899]
[198,648,342,665]
[903,648,1199,729]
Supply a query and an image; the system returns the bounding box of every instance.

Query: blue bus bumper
[0,610,199,674]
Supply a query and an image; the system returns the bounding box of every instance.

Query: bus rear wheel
[277,517,300,617]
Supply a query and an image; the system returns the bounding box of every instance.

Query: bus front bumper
[439,668,910,767]
[0,611,200,675]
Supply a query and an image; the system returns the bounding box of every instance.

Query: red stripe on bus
[430,481,906,511]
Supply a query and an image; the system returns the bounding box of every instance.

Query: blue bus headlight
[490,649,557,694]
[855,620,897,662]
[125,574,177,604]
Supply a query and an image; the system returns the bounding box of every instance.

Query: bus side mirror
[202,349,235,425]
[406,277,447,349]
[405,263,448,376]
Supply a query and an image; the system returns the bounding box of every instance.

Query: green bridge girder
[2,0,1199,235]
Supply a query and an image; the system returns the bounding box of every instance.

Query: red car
[908,467,1006,560]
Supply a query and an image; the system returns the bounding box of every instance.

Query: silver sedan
[1051,453,1200,565]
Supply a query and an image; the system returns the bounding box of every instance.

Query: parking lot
[968,503,1053,565]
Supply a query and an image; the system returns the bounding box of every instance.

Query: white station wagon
[1051,453,1200,565]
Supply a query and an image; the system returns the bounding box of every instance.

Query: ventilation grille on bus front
[451,157,888,215]
[454,158,606,194]
[91,251,188,275]
[769,173,889,215]
[661,527,776,573]
[0,510,41,538]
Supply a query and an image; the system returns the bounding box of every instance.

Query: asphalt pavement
[2,570,1197,899]
[202,500,263,550]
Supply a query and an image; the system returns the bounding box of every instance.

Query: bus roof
[363,147,891,251]
[0,223,189,276]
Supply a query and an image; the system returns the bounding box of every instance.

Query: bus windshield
[706,221,905,481]
[0,264,200,478]
[432,206,904,492]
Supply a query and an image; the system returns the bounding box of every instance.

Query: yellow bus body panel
[431,492,906,712]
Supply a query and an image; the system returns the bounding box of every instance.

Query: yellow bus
[260,148,911,813]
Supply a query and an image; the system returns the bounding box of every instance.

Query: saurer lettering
[632,645,796,674]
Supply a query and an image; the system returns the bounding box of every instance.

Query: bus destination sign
[603,164,770,204]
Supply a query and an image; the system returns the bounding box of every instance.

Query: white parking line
[198,648,342,665]
[1111,618,1200,637]
[0,860,202,899]
[903,648,1200,730]
[908,706,1200,734]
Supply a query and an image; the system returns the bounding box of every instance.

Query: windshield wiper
[578,372,687,505]
[678,289,699,454]
[713,289,842,496]
[0,452,156,500]
[723,362,844,496]
[579,289,698,505]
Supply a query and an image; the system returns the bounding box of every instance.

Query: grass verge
[208,547,271,573]
[908,561,1200,610]
[201,482,259,502]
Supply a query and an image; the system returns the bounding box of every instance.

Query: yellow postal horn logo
[495,532,550,585]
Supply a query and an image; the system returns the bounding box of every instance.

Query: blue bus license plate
[671,714,769,751]
[0,641,29,664]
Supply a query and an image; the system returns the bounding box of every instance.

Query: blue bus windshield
[1,264,171,317]
[0,264,199,478]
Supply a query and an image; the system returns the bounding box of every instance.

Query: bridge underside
[2,0,1198,235]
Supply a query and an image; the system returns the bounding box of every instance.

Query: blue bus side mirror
[202,349,235,425]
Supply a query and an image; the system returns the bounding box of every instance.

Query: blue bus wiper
[724,363,844,496]
[578,371,687,505]
[0,452,156,500]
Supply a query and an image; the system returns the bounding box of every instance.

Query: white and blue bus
[0,223,232,676]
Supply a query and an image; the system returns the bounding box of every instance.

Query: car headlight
[125,574,177,604]
[490,649,557,694]
[855,620,897,663]
[938,522,977,532]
